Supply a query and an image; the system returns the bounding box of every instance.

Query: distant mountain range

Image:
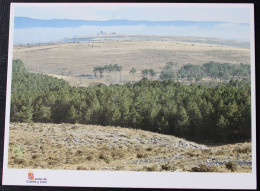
[14,17,249,29]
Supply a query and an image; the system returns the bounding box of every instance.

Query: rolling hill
[8,123,252,172]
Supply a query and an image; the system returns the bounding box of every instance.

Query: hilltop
[63,34,250,48]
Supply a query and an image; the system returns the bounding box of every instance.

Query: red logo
[28,171,34,180]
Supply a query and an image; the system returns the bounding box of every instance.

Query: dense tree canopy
[11,60,251,144]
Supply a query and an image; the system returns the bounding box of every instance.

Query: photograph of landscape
[6,3,254,175]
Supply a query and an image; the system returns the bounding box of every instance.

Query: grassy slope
[13,39,250,87]
[13,39,250,78]
[8,123,252,172]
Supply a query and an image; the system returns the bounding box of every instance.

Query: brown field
[13,37,250,85]
[45,73,110,87]
[8,123,252,172]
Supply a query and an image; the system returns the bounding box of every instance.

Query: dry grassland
[8,123,252,172]
[45,74,110,87]
[13,40,250,79]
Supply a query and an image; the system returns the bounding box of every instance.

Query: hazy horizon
[13,17,250,44]
[13,4,252,44]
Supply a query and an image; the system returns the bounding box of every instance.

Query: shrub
[191,164,217,172]
[142,165,158,171]
[233,146,251,154]
[201,149,211,155]
[215,150,225,155]
[99,153,106,159]
[32,155,38,159]
[77,150,83,155]
[77,166,87,170]
[225,161,237,172]
[86,155,93,160]
[98,153,111,163]
[14,158,25,164]
[186,152,197,157]
[137,153,146,158]
[161,163,176,171]
[111,149,125,159]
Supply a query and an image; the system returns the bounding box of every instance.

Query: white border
[2,3,256,189]
[11,2,254,8]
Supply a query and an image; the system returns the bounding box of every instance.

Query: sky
[14,3,251,23]
[12,3,253,44]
